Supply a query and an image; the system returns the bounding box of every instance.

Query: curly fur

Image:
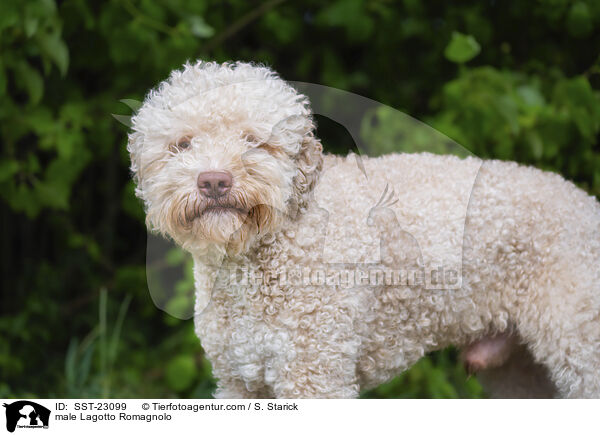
[129,61,600,398]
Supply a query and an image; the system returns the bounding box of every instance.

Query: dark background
[1,0,599,398]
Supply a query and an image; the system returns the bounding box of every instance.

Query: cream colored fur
[129,61,600,398]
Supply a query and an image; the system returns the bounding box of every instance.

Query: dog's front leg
[270,352,360,399]
[214,377,270,399]
[214,378,253,399]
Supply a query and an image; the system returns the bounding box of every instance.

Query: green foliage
[427,68,600,188]
[1,0,599,399]
[165,355,197,392]
[444,32,481,64]
[362,349,485,399]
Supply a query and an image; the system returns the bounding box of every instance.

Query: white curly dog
[128,61,600,398]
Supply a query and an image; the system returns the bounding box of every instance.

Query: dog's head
[128,61,322,255]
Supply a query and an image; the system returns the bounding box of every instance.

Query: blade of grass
[108,294,132,372]
[99,287,108,398]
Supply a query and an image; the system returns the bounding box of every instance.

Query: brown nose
[197,171,232,198]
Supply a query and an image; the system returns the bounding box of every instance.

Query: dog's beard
[166,188,283,255]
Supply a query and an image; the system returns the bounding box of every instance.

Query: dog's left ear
[127,131,143,187]
[289,132,323,217]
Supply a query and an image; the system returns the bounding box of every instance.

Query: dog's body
[129,61,600,398]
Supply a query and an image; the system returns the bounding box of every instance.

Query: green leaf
[24,16,39,38]
[165,248,185,266]
[517,85,545,108]
[36,31,69,76]
[187,16,214,38]
[121,180,145,222]
[34,178,70,209]
[553,76,600,141]
[567,2,592,38]
[120,99,142,112]
[0,61,6,97]
[165,355,196,391]
[0,2,19,33]
[444,32,481,63]
[525,130,544,160]
[165,295,193,320]
[111,114,132,128]
[316,0,374,41]
[0,159,19,183]
[14,61,44,104]
[4,183,42,218]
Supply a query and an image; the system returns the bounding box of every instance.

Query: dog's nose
[197,171,232,198]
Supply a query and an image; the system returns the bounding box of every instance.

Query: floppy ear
[288,132,323,217]
[127,131,144,197]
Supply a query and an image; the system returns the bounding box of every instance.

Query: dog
[128,61,600,398]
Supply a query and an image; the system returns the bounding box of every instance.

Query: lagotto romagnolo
[128,61,600,398]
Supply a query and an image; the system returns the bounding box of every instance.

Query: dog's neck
[191,196,329,317]
[190,228,287,315]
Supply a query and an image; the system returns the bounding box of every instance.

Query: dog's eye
[174,137,192,151]
[243,133,261,146]
[258,143,279,154]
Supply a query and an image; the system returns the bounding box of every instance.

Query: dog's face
[128,62,322,254]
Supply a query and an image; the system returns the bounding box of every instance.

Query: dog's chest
[194,253,301,385]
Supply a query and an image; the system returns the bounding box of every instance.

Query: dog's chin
[166,197,284,256]
[175,207,257,255]
[202,205,249,216]
[199,207,249,232]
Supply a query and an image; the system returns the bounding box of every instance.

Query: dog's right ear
[289,132,323,218]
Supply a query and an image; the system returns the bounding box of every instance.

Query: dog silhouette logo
[2,401,50,432]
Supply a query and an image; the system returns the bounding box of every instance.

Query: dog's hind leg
[517,259,600,398]
[530,334,600,398]
[526,324,600,398]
